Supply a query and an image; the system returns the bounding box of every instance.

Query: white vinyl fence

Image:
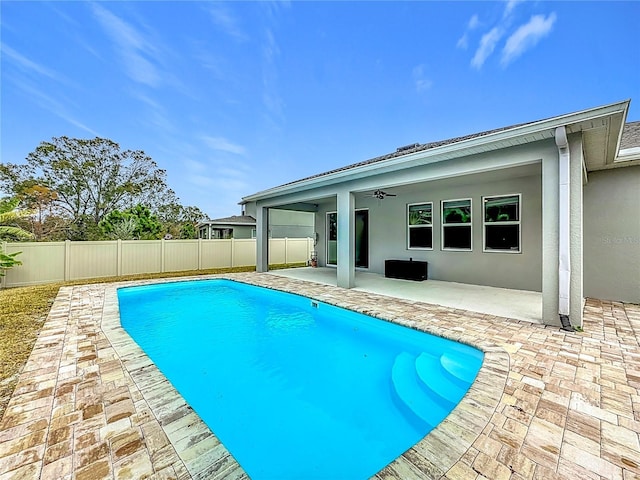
[1,238,314,288]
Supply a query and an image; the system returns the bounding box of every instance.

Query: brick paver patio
[0,273,638,479]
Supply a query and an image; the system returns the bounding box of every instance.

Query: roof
[198,215,256,227]
[242,100,631,203]
[620,121,640,149]
[275,123,527,190]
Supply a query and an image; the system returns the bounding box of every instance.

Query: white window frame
[441,198,473,251]
[407,202,433,250]
[482,193,522,253]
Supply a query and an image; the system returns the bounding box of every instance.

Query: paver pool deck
[0,272,639,479]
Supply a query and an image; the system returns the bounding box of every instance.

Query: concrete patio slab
[270,267,543,324]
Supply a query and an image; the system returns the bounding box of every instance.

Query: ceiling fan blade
[368,189,396,199]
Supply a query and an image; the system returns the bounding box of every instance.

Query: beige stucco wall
[583,164,640,303]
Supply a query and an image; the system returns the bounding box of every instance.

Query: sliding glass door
[325,210,369,268]
[326,212,337,266]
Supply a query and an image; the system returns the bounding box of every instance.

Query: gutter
[555,126,573,331]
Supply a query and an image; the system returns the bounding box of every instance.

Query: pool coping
[100,273,509,479]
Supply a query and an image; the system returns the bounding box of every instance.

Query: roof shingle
[620,121,640,149]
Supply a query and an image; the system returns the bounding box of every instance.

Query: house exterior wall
[219,206,314,238]
[583,164,640,303]
[198,224,254,239]
[314,169,543,291]
[269,210,315,238]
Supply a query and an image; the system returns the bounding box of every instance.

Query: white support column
[556,127,571,324]
[256,205,269,272]
[569,134,584,327]
[336,190,355,288]
[541,155,560,326]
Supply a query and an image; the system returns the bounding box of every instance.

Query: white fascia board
[197,222,256,227]
[242,100,630,203]
[617,147,640,160]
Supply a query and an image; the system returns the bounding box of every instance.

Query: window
[212,228,233,239]
[442,199,472,250]
[483,194,521,252]
[407,202,433,249]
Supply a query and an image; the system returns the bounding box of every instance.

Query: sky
[2,1,639,220]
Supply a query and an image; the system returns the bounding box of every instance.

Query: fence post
[285,237,289,265]
[117,239,122,277]
[198,238,202,271]
[64,240,71,281]
[161,239,166,273]
[230,238,235,268]
[0,241,6,289]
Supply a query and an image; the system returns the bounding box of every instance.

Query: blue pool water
[118,279,483,479]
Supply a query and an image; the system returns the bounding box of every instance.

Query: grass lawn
[0,263,304,419]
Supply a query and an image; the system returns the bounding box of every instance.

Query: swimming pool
[118,279,483,479]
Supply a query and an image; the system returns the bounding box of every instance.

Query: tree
[0,198,33,241]
[0,197,32,276]
[16,183,59,240]
[0,248,22,276]
[100,205,162,240]
[179,222,197,239]
[105,217,138,240]
[156,202,207,239]
[24,136,176,224]
[65,214,104,241]
[2,137,210,242]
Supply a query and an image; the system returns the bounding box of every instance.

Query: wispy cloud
[258,2,291,130]
[466,1,556,69]
[471,27,503,69]
[205,3,248,41]
[456,14,480,49]
[503,0,525,18]
[501,13,557,66]
[9,78,99,136]
[129,90,175,132]
[1,43,63,81]
[412,65,433,93]
[91,3,163,87]
[261,28,284,123]
[201,136,247,155]
[187,166,250,191]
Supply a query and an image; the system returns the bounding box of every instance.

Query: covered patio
[243,101,634,329]
[270,267,542,323]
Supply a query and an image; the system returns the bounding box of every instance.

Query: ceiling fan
[368,189,397,200]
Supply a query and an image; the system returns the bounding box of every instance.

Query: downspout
[555,126,573,331]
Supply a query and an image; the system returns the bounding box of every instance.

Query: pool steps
[391,351,475,427]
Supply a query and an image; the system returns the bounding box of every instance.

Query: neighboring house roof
[620,121,640,149]
[242,100,632,203]
[616,120,640,163]
[198,215,256,227]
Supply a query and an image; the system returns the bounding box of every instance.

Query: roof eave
[242,100,630,203]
